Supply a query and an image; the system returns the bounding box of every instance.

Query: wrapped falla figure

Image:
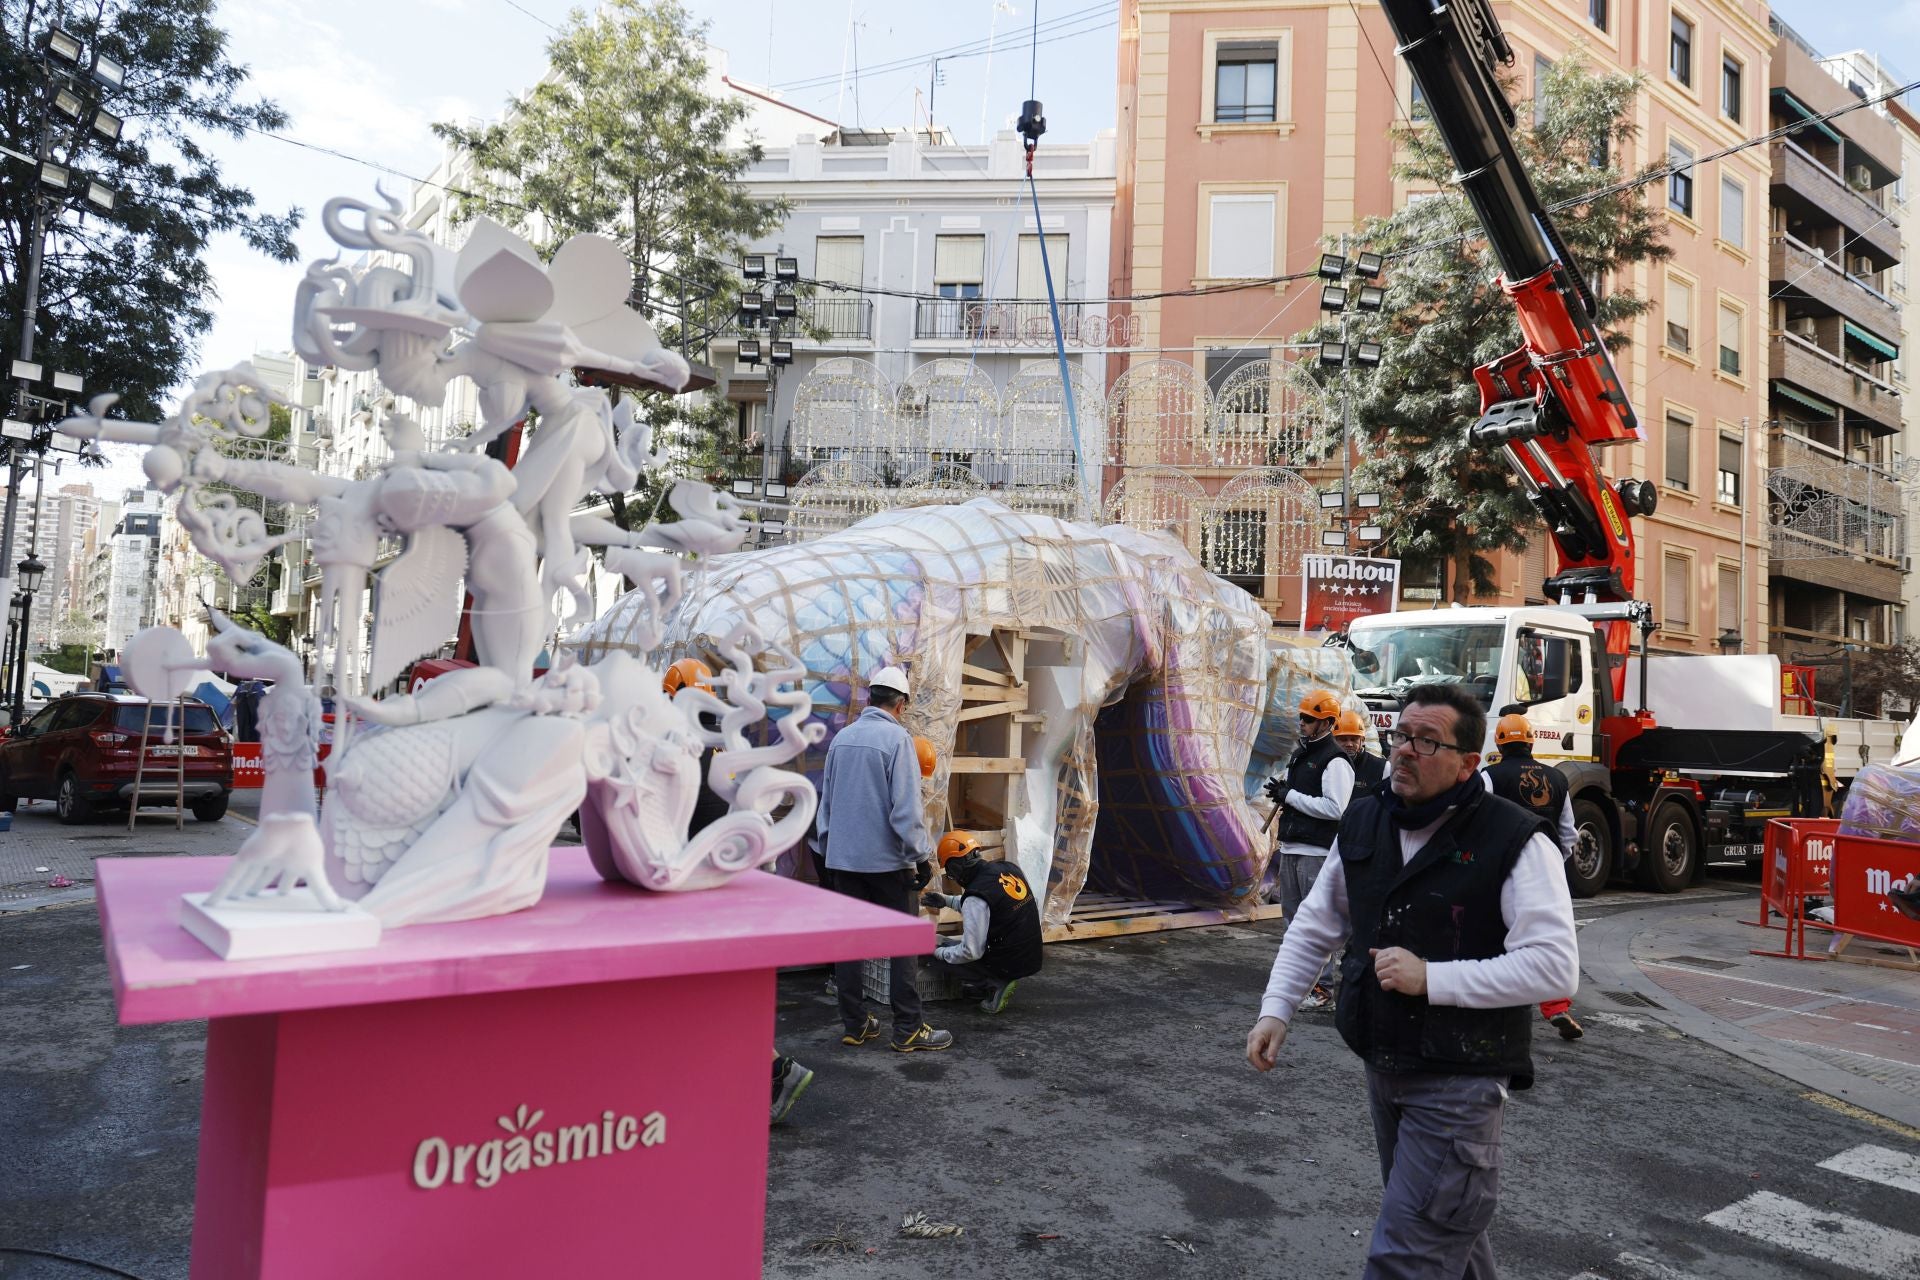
[60,190,818,945]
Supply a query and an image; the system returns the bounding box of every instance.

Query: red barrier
[1752,818,1838,959]
[1829,831,1920,951]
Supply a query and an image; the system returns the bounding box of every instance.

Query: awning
[1771,381,1838,418]
[1772,89,1845,145]
[1843,320,1900,361]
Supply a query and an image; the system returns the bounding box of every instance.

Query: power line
[497,0,559,32]
[771,2,1109,93]
[774,9,1116,97]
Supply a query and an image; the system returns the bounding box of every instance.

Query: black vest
[1333,787,1550,1089]
[1350,751,1387,795]
[1483,753,1569,852]
[963,860,1043,981]
[1277,733,1345,848]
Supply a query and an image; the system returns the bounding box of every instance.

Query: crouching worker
[921,831,1043,1014]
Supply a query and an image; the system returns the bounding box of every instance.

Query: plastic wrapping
[577,498,1282,922]
[1838,763,1920,843]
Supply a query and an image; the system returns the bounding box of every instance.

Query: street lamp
[1716,627,1741,655]
[19,556,46,595]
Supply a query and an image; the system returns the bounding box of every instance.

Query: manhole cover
[1660,955,1739,971]
[1601,990,1664,1009]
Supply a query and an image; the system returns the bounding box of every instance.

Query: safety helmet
[914,735,938,778]
[1298,689,1341,721]
[1333,710,1368,739]
[1494,713,1533,747]
[662,657,713,696]
[869,665,911,698]
[936,830,981,868]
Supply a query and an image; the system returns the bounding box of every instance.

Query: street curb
[1581,903,1920,1133]
[0,884,96,913]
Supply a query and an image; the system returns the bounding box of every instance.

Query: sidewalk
[0,794,254,911]
[1582,895,1920,1133]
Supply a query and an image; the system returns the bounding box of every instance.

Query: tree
[432,0,786,529]
[1,1,301,422]
[1301,53,1671,598]
[1844,640,1920,721]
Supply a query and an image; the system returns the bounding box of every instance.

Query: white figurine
[60,187,819,952]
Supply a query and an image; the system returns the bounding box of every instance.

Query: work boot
[979,979,1019,1015]
[1301,983,1333,1011]
[770,1055,813,1124]
[841,1013,880,1046]
[1551,1010,1585,1041]
[891,1023,954,1053]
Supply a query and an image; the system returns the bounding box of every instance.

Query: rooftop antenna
[981,2,1016,144]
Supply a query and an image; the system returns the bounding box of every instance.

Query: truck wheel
[1635,801,1697,893]
[1565,799,1612,898]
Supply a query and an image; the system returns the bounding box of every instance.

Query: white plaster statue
[58,188,823,950]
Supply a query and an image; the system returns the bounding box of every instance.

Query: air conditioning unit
[1904,554,1913,574]
[1788,316,1818,338]
[1850,164,1874,190]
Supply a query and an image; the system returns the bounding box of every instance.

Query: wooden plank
[1044,901,1286,943]
[948,757,1025,775]
[960,663,1014,688]
[959,685,1028,705]
[956,698,1029,723]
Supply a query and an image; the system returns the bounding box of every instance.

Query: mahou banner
[1301,554,1400,633]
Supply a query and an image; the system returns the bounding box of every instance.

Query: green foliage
[0,0,300,422]
[1846,640,1920,720]
[432,0,789,527]
[39,641,94,675]
[1301,52,1670,598]
[230,600,291,647]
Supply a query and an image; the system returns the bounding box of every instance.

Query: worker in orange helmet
[1481,709,1583,1041]
[1333,709,1386,797]
[1262,688,1353,1010]
[663,659,815,1119]
[920,831,1043,1014]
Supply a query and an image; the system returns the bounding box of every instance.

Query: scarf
[1383,774,1483,830]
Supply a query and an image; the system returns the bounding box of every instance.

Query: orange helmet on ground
[1495,713,1533,747]
[914,735,938,778]
[662,658,713,696]
[1333,710,1368,739]
[937,830,982,868]
[1299,689,1341,721]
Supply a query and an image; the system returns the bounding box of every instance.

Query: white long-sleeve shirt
[1258,808,1579,1024]
[1277,753,1354,860]
[1478,768,1577,854]
[929,893,991,964]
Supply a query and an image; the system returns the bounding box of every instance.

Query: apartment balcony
[1768,331,1902,433]
[1770,35,1901,174]
[1770,142,1902,265]
[1769,235,1901,336]
[913,298,1099,344]
[720,296,874,344]
[1767,430,1906,603]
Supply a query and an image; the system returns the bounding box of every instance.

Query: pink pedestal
[97,850,931,1279]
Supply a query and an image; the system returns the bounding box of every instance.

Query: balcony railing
[1770,235,1901,335]
[1769,330,1902,433]
[799,296,872,340]
[710,443,1083,491]
[913,298,1096,343]
[1770,141,1902,259]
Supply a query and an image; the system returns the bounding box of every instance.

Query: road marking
[1613,1253,1706,1280]
[1586,1010,1651,1033]
[1774,1038,1920,1071]
[1801,1092,1920,1143]
[1818,1144,1920,1195]
[1642,961,1920,1014]
[1725,996,1840,1020]
[1704,1190,1920,1275]
[228,811,257,827]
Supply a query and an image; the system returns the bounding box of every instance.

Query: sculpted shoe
[841,1013,880,1046]
[1551,1011,1585,1041]
[891,1023,954,1052]
[770,1056,813,1124]
[980,979,1018,1015]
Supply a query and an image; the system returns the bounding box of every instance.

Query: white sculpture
[71,190,821,952]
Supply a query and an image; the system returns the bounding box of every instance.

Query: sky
[71,0,1119,497]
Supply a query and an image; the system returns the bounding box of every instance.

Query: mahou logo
[412,1103,666,1191]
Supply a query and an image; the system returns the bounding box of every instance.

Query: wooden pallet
[1041,891,1286,943]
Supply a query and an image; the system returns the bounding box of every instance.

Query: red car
[0,694,234,824]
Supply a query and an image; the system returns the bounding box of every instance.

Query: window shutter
[1664,554,1691,628]
[815,236,865,287]
[1521,538,1549,601]
[933,235,985,284]
[1718,566,1740,633]
[1720,176,1744,246]
[1665,414,1692,489]
[1208,194,1275,278]
[1016,234,1067,298]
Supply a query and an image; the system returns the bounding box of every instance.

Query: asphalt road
[2,877,1917,1279]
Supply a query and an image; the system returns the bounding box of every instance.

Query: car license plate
[148,745,202,758]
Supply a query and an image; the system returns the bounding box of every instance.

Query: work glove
[912,860,934,889]
[920,891,947,912]
[1263,776,1285,804]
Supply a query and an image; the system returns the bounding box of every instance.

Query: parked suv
[0,694,234,824]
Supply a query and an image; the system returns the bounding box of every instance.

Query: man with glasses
[1246,684,1578,1280]
[1263,689,1354,1009]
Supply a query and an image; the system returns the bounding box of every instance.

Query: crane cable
[1017,3,1086,508]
